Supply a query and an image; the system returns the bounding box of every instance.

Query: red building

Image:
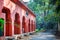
[0,0,36,40]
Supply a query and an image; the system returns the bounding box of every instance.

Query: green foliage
[0,18,4,24]
[27,0,60,29]
[44,0,60,23]
[27,0,51,29]
[44,13,60,23]
[0,18,4,31]
[0,18,4,36]
[35,29,39,32]
[56,0,60,5]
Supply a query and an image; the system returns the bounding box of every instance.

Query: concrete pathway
[19,32,60,40]
[30,32,56,40]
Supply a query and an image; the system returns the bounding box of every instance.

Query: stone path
[18,32,60,40]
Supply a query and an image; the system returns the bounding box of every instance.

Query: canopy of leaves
[45,0,60,23]
[27,0,60,29]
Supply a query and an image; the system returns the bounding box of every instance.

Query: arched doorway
[0,18,4,36]
[28,19,30,32]
[22,16,26,33]
[2,7,12,36]
[31,20,33,31]
[33,22,35,31]
[14,13,20,34]
[34,22,36,31]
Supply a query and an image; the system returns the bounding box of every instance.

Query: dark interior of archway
[14,13,20,34]
[28,19,30,32]
[22,16,26,33]
[31,20,33,31]
[2,7,12,36]
[2,7,10,13]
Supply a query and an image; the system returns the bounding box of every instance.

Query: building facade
[0,0,36,40]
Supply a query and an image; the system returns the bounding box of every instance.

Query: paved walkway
[19,32,60,40]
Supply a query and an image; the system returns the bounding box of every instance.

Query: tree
[44,0,60,32]
[27,0,60,31]
[27,0,50,29]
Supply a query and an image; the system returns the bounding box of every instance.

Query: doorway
[14,13,20,34]
[2,7,12,36]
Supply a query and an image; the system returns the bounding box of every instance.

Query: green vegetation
[27,0,60,31]
[0,18,4,36]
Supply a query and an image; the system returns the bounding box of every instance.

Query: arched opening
[31,20,33,31]
[33,21,35,31]
[22,16,26,33]
[14,13,20,34]
[28,19,30,32]
[0,18,4,36]
[34,22,36,31]
[2,7,12,36]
